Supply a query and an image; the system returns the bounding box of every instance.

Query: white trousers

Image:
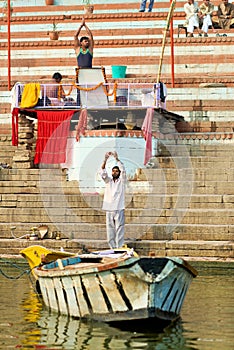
[187,15,199,33]
[106,209,125,249]
[201,14,212,33]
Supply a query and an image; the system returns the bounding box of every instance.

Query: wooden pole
[157,0,176,84]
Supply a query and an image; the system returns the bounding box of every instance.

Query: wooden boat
[21,245,197,324]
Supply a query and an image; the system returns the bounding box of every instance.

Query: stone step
[127,239,234,258]
[0,183,233,196]
[0,222,233,241]
[0,178,233,186]
[0,162,233,179]
[1,1,234,100]
[0,194,232,209]
[0,205,233,219]
[0,238,85,256]
[0,238,232,260]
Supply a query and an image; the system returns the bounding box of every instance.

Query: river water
[0,260,233,350]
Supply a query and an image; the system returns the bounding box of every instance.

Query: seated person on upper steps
[74,18,94,68]
[184,0,202,37]
[139,0,155,12]
[37,72,65,107]
[46,72,65,106]
[215,0,234,30]
[198,0,216,36]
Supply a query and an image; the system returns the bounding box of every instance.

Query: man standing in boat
[99,152,126,249]
[74,18,94,68]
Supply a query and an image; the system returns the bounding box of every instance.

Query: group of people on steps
[184,0,234,37]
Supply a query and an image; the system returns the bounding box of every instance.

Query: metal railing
[14,82,166,109]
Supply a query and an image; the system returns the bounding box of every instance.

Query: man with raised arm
[99,152,126,249]
[74,18,94,68]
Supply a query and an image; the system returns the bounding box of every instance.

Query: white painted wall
[63,136,157,192]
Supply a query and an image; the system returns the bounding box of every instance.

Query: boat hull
[35,256,196,323]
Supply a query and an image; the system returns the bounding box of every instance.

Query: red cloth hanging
[12,108,19,146]
[34,110,74,164]
[76,109,88,141]
[142,108,154,165]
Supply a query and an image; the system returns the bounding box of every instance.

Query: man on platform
[74,18,94,68]
[99,152,126,249]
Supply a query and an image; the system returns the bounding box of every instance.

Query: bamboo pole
[170,0,175,87]
[157,0,176,84]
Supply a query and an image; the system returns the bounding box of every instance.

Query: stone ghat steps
[1,14,229,37]
[0,0,227,17]
[0,221,233,241]
[0,238,85,256]
[0,208,233,227]
[0,195,233,212]
[0,238,233,260]
[0,1,234,94]
[0,135,14,166]
[0,35,234,74]
[127,239,234,259]
[166,96,234,118]
[0,189,233,238]
[0,177,233,195]
[2,5,232,41]
[188,121,234,132]
[1,76,234,91]
[2,142,234,162]
[0,141,233,252]
[0,191,233,209]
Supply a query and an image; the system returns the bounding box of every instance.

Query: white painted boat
[21,246,197,324]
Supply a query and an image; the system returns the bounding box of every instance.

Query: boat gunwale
[35,256,139,277]
[33,255,197,279]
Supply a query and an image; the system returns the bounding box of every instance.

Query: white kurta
[99,160,126,248]
[184,1,200,33]
[99,161,126,211]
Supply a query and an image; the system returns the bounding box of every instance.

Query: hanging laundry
[76,109,88,141]
[34,110,74,164]
[20,83,41,108]
[142,108,154,165]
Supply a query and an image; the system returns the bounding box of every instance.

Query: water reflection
[38,314,194,350]
[0,261,233,349]
[22,293,191,349]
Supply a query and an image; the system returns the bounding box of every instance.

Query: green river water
[0,260,233,350]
